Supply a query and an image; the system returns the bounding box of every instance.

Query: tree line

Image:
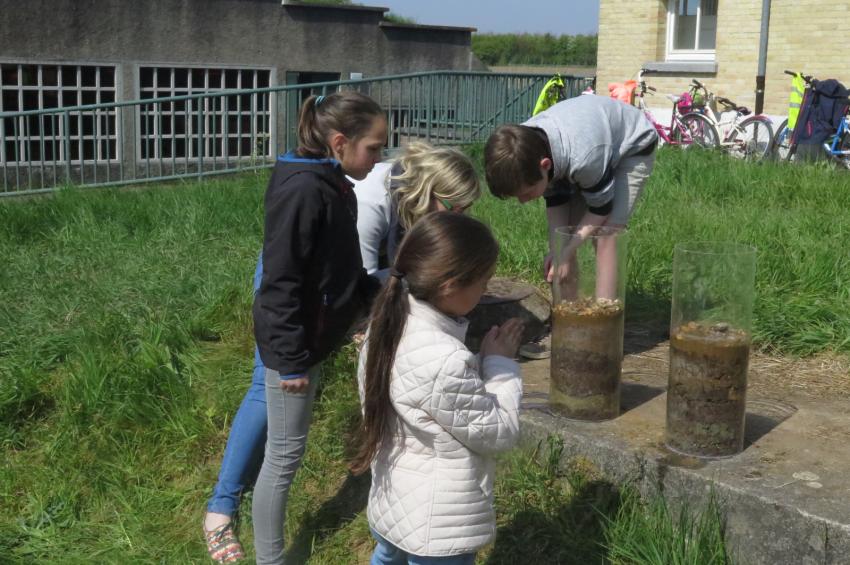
[472,33,597,67]
[294,2,597,67]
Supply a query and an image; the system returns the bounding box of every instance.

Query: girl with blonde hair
[355,141,481,279]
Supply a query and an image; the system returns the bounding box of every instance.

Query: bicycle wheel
[675,113,720,149]
[832,128,850,170]
[727,116,774,160]
[770,118,794,162]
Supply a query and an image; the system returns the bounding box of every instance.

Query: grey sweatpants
[252,365,321,565]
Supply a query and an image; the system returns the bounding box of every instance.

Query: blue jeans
[370,530,476,565]
[206,346,268,517]
[207,253,269,517]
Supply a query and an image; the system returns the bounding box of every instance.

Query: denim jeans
[252,365,321,565]
[370,530,477,565]
[207,254,269,517]
[205,346,268,517]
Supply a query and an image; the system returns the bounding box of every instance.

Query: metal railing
[0,70,591,196]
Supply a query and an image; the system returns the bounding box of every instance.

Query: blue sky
[375,0,600,35]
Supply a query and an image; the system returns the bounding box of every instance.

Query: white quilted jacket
[357,295,523,556]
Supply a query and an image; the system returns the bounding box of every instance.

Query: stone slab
[517,328,850,565]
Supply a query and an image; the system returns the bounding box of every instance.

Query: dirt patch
[620,323,850,402]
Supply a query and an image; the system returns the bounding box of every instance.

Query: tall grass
[0,175,266,561]
[603,490,730,565]
[2,148,846,561]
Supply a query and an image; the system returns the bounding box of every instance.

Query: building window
[666,0,717,61]
[0,63,118,164]
[138,67,272,161]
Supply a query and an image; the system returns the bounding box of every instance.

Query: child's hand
[280,376,310,394]
[480,318,525,359]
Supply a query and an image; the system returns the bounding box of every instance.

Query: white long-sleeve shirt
[351,162,400,283]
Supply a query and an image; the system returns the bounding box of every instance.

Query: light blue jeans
[370,530,477,565]
[205,346,267,517]
[206,253,268,517]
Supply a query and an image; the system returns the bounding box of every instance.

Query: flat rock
[466,277,551,351]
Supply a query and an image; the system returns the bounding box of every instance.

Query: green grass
[3,147,848,562]
[603,489,730,565]
[485,437,731,565]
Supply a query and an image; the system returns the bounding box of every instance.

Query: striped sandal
[204,522,245,563]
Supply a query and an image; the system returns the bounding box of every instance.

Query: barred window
[1,63,118,164]
[138,67,272,161]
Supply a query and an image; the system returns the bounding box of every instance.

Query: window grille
[0,63,118,164]
[138,67,272,161]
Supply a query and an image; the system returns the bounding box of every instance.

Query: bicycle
[771,70,850,168]
[688,79,774,160]
[635,69,720,149]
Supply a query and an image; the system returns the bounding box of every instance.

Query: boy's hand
[543,253,554,283]
[480,318,525,359]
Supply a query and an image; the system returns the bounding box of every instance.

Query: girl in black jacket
[229,92,384,565]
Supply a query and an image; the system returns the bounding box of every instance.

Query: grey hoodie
[523,95,657,213]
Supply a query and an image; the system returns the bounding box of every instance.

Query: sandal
[204,522,245,563]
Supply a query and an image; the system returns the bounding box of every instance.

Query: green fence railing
[0,70,591,196]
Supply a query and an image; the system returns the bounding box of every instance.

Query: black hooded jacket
[253,152,380,375]
[795,79,850,146]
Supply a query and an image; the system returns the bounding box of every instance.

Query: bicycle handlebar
[784,69,814,84]
[688,79,709,98]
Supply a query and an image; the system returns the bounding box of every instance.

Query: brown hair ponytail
[351,213,499,474]
[296,91,384,158]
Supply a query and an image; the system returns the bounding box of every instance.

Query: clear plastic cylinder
[666,242,757,458]
[550,226,628,420]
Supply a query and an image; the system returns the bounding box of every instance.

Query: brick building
[596,0,849,117]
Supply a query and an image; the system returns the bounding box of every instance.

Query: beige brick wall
[597,0,665,87]
[764,1,850,115]
[597,0,850,118]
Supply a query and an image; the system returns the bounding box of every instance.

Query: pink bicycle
[635,69,720,149]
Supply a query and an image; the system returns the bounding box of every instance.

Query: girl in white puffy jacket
[352,212,524,565]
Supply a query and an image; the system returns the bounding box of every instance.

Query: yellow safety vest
[533,75,565,116]
[788,73,805,131]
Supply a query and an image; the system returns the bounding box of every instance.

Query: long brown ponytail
[351,212,499,474]
[296,91,384,158]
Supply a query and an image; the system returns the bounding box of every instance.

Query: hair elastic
[389,267,405,279]
[315,95,325,106]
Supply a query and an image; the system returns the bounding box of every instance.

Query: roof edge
[379,21,477,33]
[282,1,389,14]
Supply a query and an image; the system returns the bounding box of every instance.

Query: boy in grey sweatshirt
[485,95,657,295]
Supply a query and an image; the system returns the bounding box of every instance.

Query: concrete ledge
[642,61,718,74]
[517,351,850,565]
